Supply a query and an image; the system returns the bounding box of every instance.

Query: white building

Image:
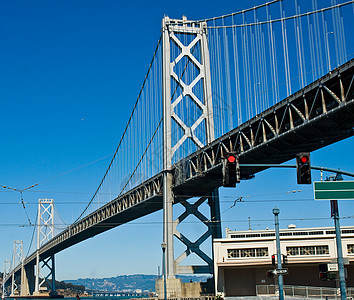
[213,225,354,296]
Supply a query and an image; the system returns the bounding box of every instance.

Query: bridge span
[7,57,354,294]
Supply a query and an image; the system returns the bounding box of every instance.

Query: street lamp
[161,243,167,300]
[326,32,334,72]
[273,207,284,300]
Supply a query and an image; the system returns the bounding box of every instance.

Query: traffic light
[319,271,328,281]
[222,152,240,187]
[296,152,311,184]
[271,254,276,266]
[282,254,288,265]
[327,272,337,280]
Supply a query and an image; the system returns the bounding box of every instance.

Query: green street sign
[314,181,354,200]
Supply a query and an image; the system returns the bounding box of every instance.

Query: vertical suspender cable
[249,17,257,115]
[222,17,233,131]
[298,3,307,88]
[266,5,279,105]
[332,0,340,68]
[295,0,304,89]
[231,14,242,125]
[280,1,291,97]
[307,16,316,81]
[312,0,324,77]
[214,19,224,135]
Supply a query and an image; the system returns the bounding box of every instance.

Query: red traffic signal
[300,156,309,164]
[296,152,311,184]
[227,155,236,163]
[271,254,276,266]
[222,153,240,187]
[319,272,328,281]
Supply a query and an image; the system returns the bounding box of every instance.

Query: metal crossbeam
[174,198,215,274]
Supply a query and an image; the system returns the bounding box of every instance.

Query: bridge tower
[2,260,11,297]
[10,241,23,296]
[34,198,56,296]
[161,15,222,289]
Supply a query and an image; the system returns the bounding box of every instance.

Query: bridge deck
[11,58,354,277]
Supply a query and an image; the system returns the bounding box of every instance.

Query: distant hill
[65,274,211,292]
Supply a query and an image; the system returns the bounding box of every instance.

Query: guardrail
[257,284,354,299]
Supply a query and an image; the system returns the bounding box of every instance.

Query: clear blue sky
[1,0,353,281]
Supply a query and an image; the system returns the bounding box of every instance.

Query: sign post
[330,199,347,300]
[314,179,350,300]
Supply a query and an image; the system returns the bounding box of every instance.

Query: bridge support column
[162,15,175,279]
[2,260,11,297]
[162,172,175,278]
[10,240,23,296]
[21,264,35,296]
[34,199,56,296]
[162,14,217,283]
[209,189,222,238]
[173,188,221,277]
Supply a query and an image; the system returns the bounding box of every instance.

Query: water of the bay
[5,297,146,300]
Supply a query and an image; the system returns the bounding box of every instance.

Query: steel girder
[35,174,162,260]
[173,58,354,195]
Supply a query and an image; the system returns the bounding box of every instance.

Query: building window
[227,247,268,258]
[300,246,316,255]
[261,233,275,237]
[348,244,354,254]
[230,234,246,239]
[293,231,309,236]
[316,246,330,255]
[286,245,329,256]
[287,247,299,256]
[227,249,238,257]
[309,231,324,235]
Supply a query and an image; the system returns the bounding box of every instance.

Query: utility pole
[273,207,284,300]
[329,173,347,300]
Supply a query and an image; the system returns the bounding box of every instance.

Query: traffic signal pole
[331,199,347,300]
[238,164,354,178]
[273,207,284,300]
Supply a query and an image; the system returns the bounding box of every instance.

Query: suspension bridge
[2,0,354,297]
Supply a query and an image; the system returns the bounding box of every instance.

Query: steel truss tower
[162,16,222,278]
[10,241,23,296]
[34,198,56,295]
[2,260,11,297]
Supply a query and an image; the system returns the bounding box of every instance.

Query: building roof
[216,225,354,241]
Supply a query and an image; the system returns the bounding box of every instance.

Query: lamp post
[329,173,347,300]
[326,32,334,72]
[161,242,167,300]
[273,207,284,300]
